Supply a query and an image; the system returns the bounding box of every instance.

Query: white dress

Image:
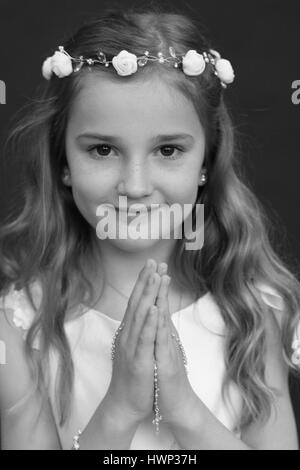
[0,279,293,450]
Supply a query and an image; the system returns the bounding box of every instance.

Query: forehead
[67,72,204,137]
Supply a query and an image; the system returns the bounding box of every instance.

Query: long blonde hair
[1,6,300,429]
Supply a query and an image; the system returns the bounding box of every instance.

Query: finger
[155,306,170,364]
[157,274,175,344]
[121,258,157,331]
[156,274,171,313]
[159,276,178,338]
[130,272,161,353]
[157,262,168,276]
[135,305,158,362]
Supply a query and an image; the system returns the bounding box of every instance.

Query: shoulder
[252,282,291,386]
[196,283,285,336]
[0,282,42,412]
[253,280,300,368]
[0,283,61,449]
[253,280,287,336]
[252,281,285,346]
[240,283,299,448]
[253,281,285,312]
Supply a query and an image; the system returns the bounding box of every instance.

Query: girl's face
[65,72,206,252]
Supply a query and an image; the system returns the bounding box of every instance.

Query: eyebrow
[76,133,195,144]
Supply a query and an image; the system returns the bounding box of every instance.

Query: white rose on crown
[182,50,206,76]
[112,50,138,76]
[214,58,235,84]
[42,51,73,80]
[42,57,53,80]
[51,51,73,78]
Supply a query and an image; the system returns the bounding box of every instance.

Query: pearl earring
[62,168,70,184]
[199,173,207,185]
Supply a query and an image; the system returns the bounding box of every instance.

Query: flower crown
[42,46,235,88]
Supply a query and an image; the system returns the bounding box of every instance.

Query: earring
[199,172,207,185]
[62,168,70,185]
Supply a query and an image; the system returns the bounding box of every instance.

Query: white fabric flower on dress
[1,282,43,348]
[182,50,206,76]
[112,50,138,76]
[3,286,35,331]
[42,51,73,80]
[214,58,235,84]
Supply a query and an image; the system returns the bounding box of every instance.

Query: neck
[79,233,198,319]
[89,235,179,294]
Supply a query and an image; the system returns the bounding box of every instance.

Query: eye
[86,144,184,160]
[159,145,183,159]
[87,144,113,159]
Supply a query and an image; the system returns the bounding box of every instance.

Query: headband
[42,45,235,88]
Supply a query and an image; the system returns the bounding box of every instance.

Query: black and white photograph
[0,0,300,452]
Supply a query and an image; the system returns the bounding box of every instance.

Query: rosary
[109,278,188,434]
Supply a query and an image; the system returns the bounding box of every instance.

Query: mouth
[115,205,160,214]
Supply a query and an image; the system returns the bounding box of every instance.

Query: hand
[154,271,199,426]
[104,258,161,425]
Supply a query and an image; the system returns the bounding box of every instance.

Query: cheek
[70,163,117,198]
[161,148,204,205]
[69,169,117,227]
[65,144,117,197]
[166,169,200,206]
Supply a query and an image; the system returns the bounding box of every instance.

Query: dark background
[0,0,300,447]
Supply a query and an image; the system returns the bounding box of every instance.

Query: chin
[105,236,163,253]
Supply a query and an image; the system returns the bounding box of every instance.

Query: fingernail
[164,275,171,285]
[158,262,168,275]
[146,259,153,268]
[148,274,155,285]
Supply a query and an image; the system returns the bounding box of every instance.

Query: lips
[116,205,160,215]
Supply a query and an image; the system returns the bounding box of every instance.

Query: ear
[62,167,72,187]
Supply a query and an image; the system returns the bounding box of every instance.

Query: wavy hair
[1,5,300,430]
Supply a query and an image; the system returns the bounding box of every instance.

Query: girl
[0,6,300,450]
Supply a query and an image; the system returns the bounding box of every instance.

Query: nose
[117,159,153,199]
